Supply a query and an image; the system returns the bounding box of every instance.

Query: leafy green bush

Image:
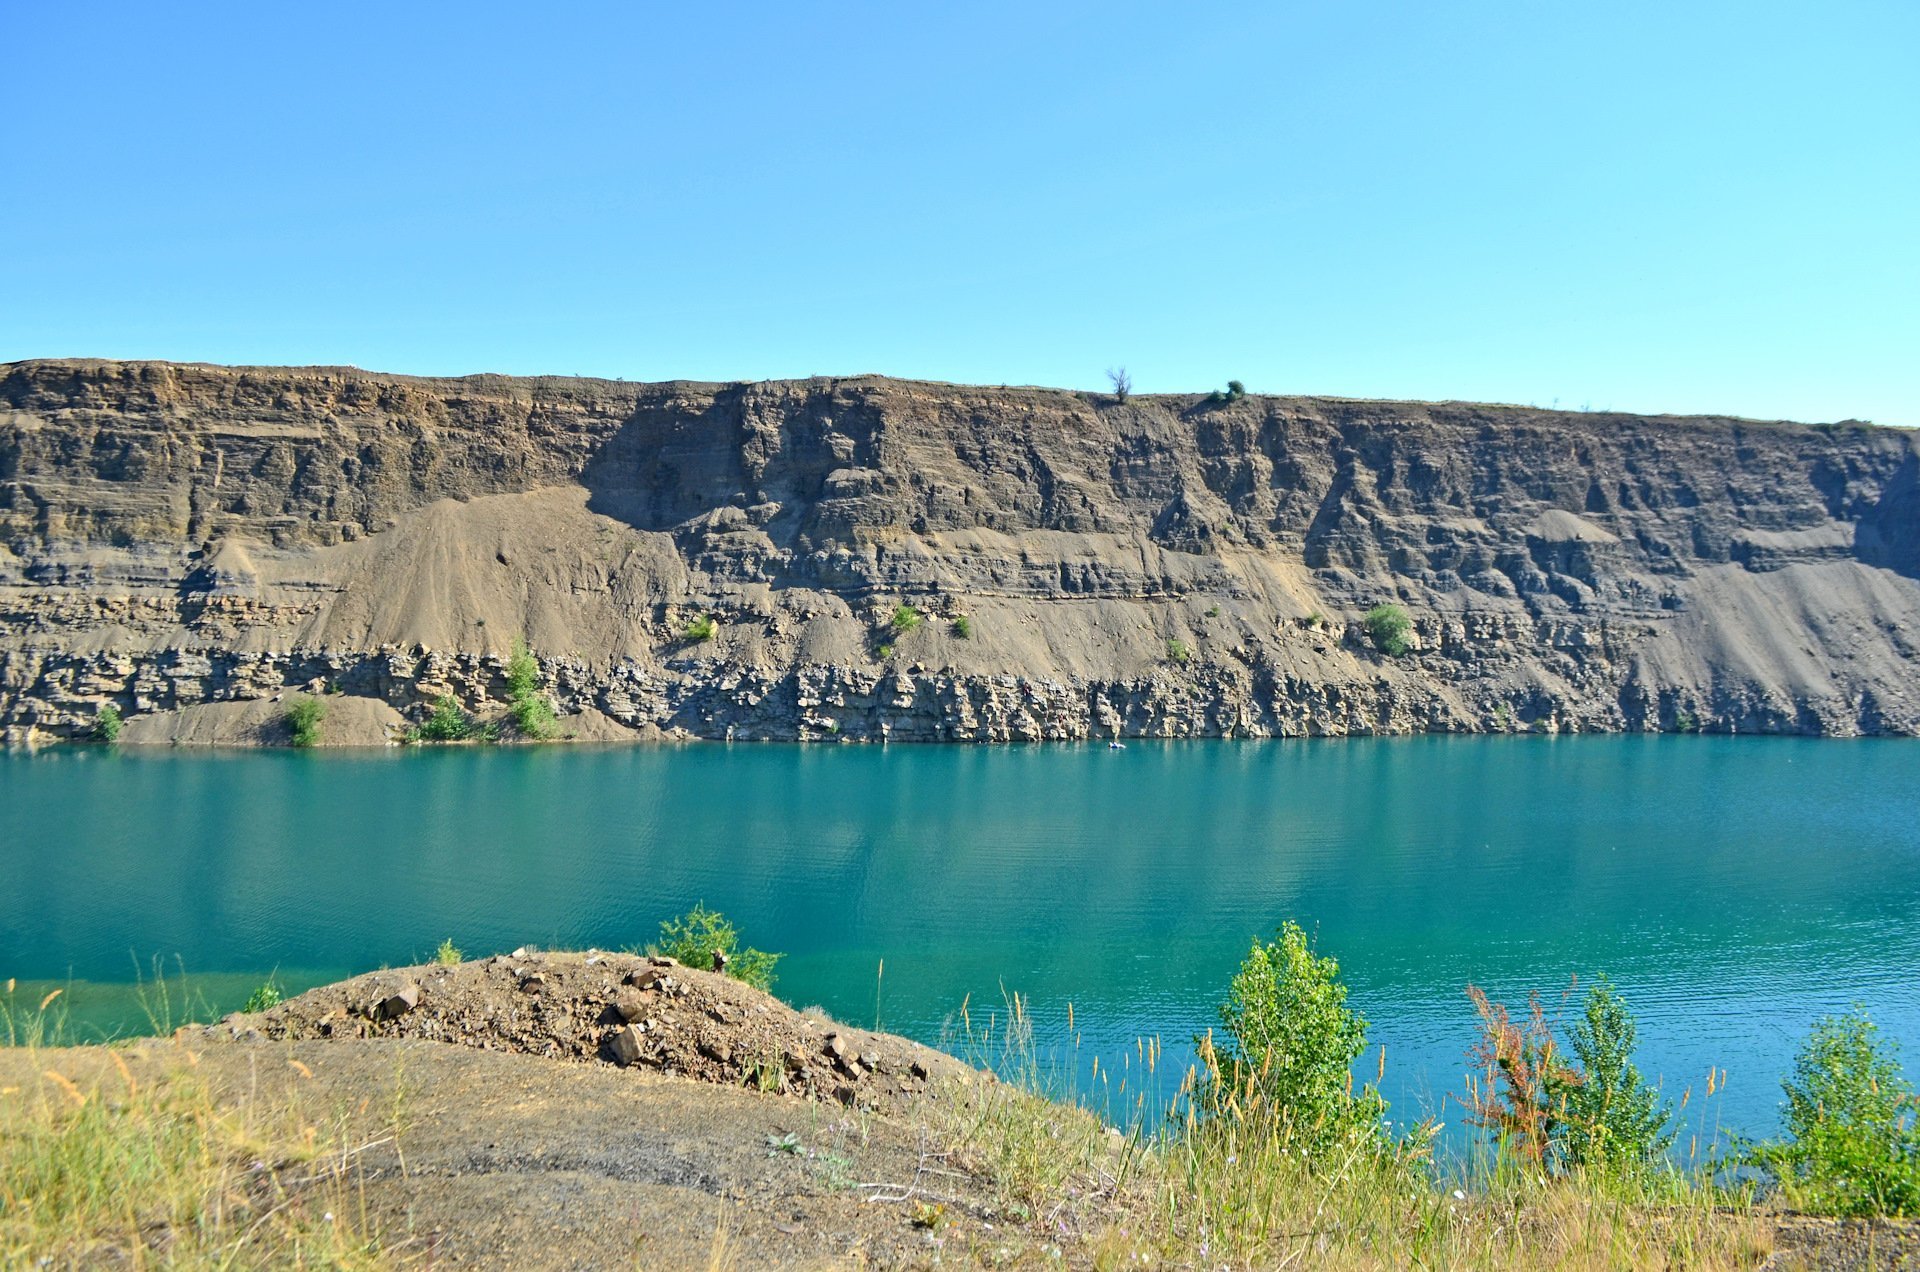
[875,642,894,660]
[890,604,922,634]
[413,695,480,742]
[284,695,325,747]
[242,979,282,1013]
[1548,978,1674,1176]
[1208,921,1386,1156]
[1755,1009,1920,1217]
[92,704,122,744]
[504,638,557,739]
[951,614,972,639]
[1227,379,1246,398]
[505,638,539,701]
[1363,605,1412,657]
[655,904,782,992]
[683,614,717,643]
[511,695,557,738]
[434,938,463,966]
[1167,637,1192,665]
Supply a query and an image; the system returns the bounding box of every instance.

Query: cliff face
[4,358,1917,745]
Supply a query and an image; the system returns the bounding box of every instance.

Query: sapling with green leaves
[1756,1009,1920,1216]
[1547,978,1675,1177]
[1209,920,1388,1156]
[504,637,557,739]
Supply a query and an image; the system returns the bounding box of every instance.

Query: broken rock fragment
[374,980,421,1020]
[608,1024,646,1067]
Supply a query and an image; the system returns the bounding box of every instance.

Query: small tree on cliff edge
[1107,366,1132,402]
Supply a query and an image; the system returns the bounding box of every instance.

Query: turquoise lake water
[3,736,1916,1145]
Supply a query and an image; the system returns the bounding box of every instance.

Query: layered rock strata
[4,358,1917,745]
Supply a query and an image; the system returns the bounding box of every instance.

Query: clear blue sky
[6,1,1915,424]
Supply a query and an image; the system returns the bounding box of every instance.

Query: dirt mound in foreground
[224,949,972,1115]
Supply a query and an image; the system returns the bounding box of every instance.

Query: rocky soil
[228,950,971,1116]
[4,358,1920,745]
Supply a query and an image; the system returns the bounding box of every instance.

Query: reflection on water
[3,735,1915,1139]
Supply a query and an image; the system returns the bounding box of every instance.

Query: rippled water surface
[4,736,1916,1140]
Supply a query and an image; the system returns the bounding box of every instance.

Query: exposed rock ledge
[4,358,1918,745]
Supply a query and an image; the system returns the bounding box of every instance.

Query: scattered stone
[238,951,969,1116]
[376,980,421,1020]
[612,988,647,1022]
[608,1024,645,1067]
[910,1059,930,1080]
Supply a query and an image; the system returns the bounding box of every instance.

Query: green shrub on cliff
[511,695,557,739]
[683,614,717,643]
[92,704,123,744]
[890,604,922,635]
[655,905,782,992]
[505,638,539,700]
[1167,637,1192,665]
[284,696,325,747]
[951,614,972,640]
[413,695,480,742]
[1364,604,1412,657]
[505,638,557,740]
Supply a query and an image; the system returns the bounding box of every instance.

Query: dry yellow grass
[0,1038,397,1268]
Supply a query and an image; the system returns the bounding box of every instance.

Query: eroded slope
[4,358,1917,743]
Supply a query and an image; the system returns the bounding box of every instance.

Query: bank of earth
[9,951,1920,1269]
